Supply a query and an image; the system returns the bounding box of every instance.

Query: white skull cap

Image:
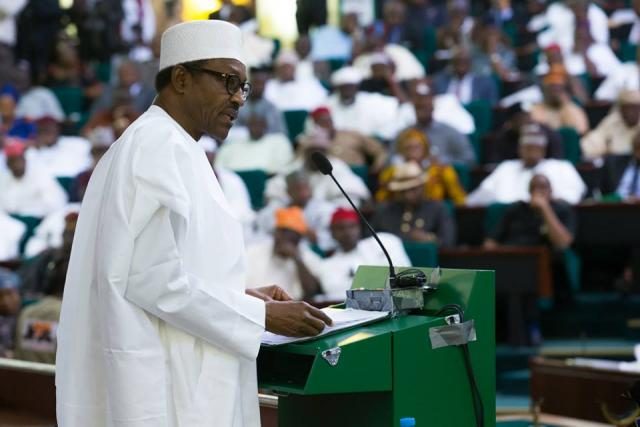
[159,20,245,71]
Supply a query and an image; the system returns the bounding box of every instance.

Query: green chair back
[557,127,582,164]
[563,248,581,293]
[620,42,637,62]
[452,163,471,191]
[283,110,309,142]
[236,169,269,210]
[402,241,439,268]
[484,202,511,237]
[56,177,75,201]
[9,215,43,256]
[349,164,369,187]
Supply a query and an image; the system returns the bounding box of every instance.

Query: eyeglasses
[185,66,252,101]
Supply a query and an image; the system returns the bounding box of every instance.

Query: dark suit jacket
[433,71,499,106]
[600,154,633,195]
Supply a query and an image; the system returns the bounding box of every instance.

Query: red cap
[3,138,27,158]
[545,43,561,53]
[310,106,331,121]
[330,208,359,225]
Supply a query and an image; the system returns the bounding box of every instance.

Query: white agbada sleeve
[115,134,265,361]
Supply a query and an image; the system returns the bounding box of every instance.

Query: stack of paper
[261,308,390,346]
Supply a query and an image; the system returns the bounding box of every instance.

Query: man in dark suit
[433,47,499,106]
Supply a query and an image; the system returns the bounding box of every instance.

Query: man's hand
[274,240,299,259]
[265,301,333,337]
[246,285,292,302]
[530,192,550,211]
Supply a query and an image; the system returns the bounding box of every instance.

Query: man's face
[295,35,311,59]
[371,62,391,80]
[250,71,269,99]
[247,115,267,140]
[0,95,15,119]
[276,63,296,82]
[331,220,361,251]
[273,228,302,257]
[529,174,552,199]
[0,288,20,316]
[7,155,26,178]
[313,111,333,132]
[401,137,427,162]
[413,94,434,124]
[543,83,564,106]
[35,121,60,147]
[287,180,312,207]
[545,49,563,65]
[341,13,359,34]
[519,143,545,168]
[397,185,423,205]
[383,1,405,26]
[184,58,247,141]
[620,103,640,127]
[338,84,359,105]
[452,53,471,78]
[118,62,139,88]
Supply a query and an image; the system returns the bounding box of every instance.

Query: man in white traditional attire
[56,20,332,427]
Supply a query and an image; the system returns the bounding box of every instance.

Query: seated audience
[470,17,519,82]
[468,128,586,205]
[372,162,456,247]
[246,207,323,300]
[0,210,25,261]
[201,137,256,242]
[263,50,328,112]
[88,60,155,119]
[0,268,20,358]
[396,81,476,142]
[581,90,640,160]
[319,208,412,300]
[71,126,114,201]
[615,133,640,201]
[398,84,475,166]
[216,111,293,174]
[433,47,499,106]
[257,170,336,251]
[30,116,92,179]
[14,229,70,364]
[235,67,287,136]
[326,66,400,139]
[484,174,576,250]
[302,106,388,173]
[377,129,466,205]
[484,173,576,302]
[595,47,640,101]
[19,213,77,300]
[529,70,589,135]
[359,52,409,103]
[0,84,35,139]
[0,140,68,217]
[488,109,565,163]
[264,135,370,208]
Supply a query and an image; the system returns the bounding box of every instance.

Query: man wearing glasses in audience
[56,20,331,427]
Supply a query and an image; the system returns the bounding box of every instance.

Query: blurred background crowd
[1,0,640,372]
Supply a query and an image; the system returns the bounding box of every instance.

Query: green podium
[258,266,496,427]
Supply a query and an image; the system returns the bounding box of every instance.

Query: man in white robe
[319,208,411,300]
[56,21,331,427]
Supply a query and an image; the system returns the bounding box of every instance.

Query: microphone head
[310,151,333,175]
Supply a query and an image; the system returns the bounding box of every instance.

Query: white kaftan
[56,105,265,427]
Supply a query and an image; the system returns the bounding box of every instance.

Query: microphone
[310,151,398,287]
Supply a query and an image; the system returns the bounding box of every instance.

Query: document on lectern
[261,308,390,346]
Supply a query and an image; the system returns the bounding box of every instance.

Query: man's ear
[171,65,190,94]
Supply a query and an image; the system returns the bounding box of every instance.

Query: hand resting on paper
[265,301,333,337]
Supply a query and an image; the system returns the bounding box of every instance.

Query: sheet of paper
[261,308,390,346]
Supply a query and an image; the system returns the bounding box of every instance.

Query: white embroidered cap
[331,66,363,86]
[159,20,245,71]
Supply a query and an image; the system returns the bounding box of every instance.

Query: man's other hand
[265,301,333,337]
[246,285,293,302]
